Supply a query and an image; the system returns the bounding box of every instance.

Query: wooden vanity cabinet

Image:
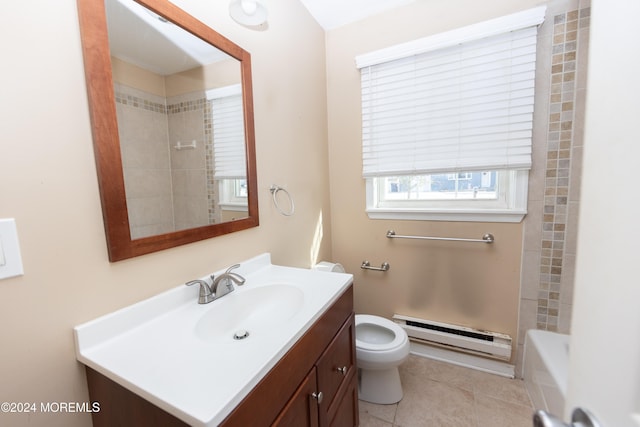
[84,285,358,427]
[271,315,358,427]
[221,285,358,427]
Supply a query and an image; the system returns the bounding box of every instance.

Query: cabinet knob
[336,366,348,375]
[311,391,324,404]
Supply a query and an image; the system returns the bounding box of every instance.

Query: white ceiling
[106,0,417,76]
[298,0,416,30]
[107,0,229,75]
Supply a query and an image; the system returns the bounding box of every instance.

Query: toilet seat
[355,314,408,352]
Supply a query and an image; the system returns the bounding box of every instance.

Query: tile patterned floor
[358,355,535,427]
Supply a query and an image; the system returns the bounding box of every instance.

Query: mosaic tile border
[536,7,589,331]
[114,91,167,114]
[204,101,219,224]
[114,90,208,115]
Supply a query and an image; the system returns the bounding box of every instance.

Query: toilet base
[358,367,403,404]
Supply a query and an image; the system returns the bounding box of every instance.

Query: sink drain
[233,329,250,340]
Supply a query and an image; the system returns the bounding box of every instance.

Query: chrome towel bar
[386,230,494,244]
[361,261,390,271]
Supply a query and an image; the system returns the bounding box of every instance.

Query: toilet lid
[355,314,407,351]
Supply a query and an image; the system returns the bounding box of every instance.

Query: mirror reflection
[106,0,249,239]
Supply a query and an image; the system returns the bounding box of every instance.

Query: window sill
[219,203,248,212]
[365,208,526,223]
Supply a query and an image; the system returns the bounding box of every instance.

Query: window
[219,178,248,208]
[356,7,546,222]
[208,84,247,210]
[385,171,495,201]
[368,170,528,222]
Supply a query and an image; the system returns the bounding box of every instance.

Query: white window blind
[358,7,545,178]
[208,85,246,179]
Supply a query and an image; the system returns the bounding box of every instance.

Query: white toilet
[313,262,410,404]
[355,314,410,404]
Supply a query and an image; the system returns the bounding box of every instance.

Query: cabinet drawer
[316,314,356,423]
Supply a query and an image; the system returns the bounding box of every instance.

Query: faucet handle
[224,264,246,286]
[224,264,241,274]
[186,279,214,304]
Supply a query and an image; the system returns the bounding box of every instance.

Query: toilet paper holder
[361,261,390,272]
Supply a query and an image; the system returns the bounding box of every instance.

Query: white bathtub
[523,330,569,417]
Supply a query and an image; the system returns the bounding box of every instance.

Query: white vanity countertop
[74,253,353,426]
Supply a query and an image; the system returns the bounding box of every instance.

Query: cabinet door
[272,368,319,427]
[316,315,357,427]
[329,376,359,427]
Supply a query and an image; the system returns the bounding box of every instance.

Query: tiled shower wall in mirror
[114,84,217,239]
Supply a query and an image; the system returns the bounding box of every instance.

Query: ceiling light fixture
[229,0,268,26]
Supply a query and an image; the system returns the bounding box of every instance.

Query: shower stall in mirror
[107,0,248,239]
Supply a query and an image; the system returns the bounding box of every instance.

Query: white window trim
[218,203,249,212]
[206,83,242,100]
[365,171,528,223]
[355,6,546,69]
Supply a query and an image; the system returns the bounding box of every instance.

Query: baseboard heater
[393,314,512,361]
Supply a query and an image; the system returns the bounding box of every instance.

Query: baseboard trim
[408,339,515,378]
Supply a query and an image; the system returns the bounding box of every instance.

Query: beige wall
[0,1,329,426]
[112,56,241,97]
[112,56,167,96]
[325,0,547,362]
[165,58,241,97]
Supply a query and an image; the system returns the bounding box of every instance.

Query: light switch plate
[0,237,5,266]
[0,218,24,279]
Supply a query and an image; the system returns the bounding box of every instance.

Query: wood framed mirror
[77,0,258,261]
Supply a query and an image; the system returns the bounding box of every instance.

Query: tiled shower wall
[115,84,175,239]
[114,85,215,238]
[517,0,590,376]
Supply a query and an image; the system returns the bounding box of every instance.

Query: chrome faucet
[212,264,245,298]
[186,264,245,304]
[185,276,215,304]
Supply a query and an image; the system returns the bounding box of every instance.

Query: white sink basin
[73,253,352,427]
[194,284,304,341]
